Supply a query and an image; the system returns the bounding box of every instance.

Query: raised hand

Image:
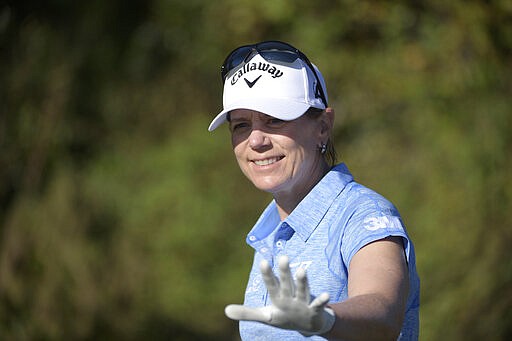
[225,256,335,336]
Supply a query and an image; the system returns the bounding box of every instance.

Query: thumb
[225,304,271,323]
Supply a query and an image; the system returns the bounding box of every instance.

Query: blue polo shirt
[239,163,420,340]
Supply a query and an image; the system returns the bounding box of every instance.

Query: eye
[230,121,250,131]
[268,118,285,126]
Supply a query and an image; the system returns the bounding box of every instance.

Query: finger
[309,292,330,312]
[295,267,310,302]
[225,304,271,323]
[260,260,279,299]
[278,256,294,298]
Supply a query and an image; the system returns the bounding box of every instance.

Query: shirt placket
[273,222,295,256]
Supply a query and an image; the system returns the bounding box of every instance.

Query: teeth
[254,157,280,166]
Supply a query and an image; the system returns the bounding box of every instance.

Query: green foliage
[1,0,511,339]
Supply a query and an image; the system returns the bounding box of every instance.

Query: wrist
[300,307,336,336]
[319,307,336,335]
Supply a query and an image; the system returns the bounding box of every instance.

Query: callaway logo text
[230,62,284,85]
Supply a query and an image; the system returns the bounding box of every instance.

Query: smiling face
[229,109,332,213]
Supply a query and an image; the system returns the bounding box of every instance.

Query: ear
[318,107,335,141]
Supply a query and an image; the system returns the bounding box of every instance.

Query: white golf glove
[225,256,336,336]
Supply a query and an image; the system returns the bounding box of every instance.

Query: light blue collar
[246,163,354,245]
[286,163,354,241]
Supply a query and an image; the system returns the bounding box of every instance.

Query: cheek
[232,143,247,166]
[231,134,243,154]
[231,134,238,149]
[286,134,316,158]
[231,130,251,152]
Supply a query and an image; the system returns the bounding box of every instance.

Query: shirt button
[276,241,283,248]
[249,236,257,241]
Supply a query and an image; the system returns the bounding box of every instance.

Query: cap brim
[208,111,230,131]
[208,98,312,131]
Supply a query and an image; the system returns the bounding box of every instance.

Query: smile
[252,156,283,166]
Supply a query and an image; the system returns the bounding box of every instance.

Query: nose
[248,128,270,150]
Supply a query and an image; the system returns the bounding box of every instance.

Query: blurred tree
[0,0,511,340]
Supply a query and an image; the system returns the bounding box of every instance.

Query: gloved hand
[225,256,336,336]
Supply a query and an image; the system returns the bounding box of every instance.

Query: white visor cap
[208,53,328,131]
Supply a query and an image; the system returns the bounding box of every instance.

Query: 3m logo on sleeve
[363,216,403,231]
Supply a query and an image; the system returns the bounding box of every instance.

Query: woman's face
[229,109,328,199]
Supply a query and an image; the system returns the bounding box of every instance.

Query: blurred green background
[1,1,511,340]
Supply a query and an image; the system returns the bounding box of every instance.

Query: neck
[275,161,330,220]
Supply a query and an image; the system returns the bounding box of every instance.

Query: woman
[208,41,419,340]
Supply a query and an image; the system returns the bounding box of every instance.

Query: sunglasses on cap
[220,40,328,107]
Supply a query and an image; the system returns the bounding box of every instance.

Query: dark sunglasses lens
[260,50,298,63]
[257,41,294,52]
[222,46,252,80]
[257,41,301,63]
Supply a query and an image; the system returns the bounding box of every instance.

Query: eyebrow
[229,118,242,125]
[229,115,251,123]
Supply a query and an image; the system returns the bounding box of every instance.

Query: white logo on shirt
[363,216,402,231]
[246,273,263,294]
[290,261,313,271]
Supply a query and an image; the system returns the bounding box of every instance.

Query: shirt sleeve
[341,186,410,268]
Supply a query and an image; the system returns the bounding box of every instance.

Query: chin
[250,178,284,194]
